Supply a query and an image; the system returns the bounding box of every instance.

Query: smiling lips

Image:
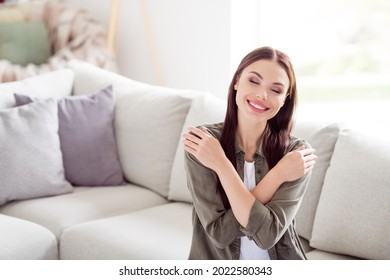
[247,99,270,113]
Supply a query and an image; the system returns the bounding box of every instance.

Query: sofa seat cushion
[0,214,57,260]
[306,249,360,260]
[0,184,168,239]
[60,202,192,260]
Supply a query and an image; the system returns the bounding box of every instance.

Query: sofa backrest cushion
[168,92,227,202]
[293,122,341,240]
[67,60,146,97]
[0,99,73,206]
[310,129,390,259]
[0,69,74,109]
[14,86,125,186]
[68,59,201,198]
[115,87,193,197]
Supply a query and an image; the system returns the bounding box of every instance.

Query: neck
[237,114,266,161]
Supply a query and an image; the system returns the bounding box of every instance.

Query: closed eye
[249,79,260,85]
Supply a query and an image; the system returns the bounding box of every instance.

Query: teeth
[249,101,266,110]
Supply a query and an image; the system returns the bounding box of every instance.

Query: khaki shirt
[185,123,310,260]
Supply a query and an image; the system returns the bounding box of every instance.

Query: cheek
[270,96,287,114]
[272,95,285,110]
[276,94,287,107]
[235,89,246,107]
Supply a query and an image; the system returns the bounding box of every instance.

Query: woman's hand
[182,126,227,172]
[272,145,317,183]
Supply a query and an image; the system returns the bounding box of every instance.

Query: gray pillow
[14,86,125,186]
[0,99,73,206]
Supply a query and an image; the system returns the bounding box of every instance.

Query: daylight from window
[257,0,390,125]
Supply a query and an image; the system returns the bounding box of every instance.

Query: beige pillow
[310,130,390,259]
[115,88,192,197]
[168,92,226,202]
[294,123,341,240]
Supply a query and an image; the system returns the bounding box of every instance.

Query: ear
[233,73,241,91]
[234,80,239,90]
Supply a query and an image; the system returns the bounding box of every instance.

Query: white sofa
[0,60,389,260]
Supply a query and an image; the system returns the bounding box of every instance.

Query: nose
[256,90,267,101]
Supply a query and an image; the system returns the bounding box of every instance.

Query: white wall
[230,0,261,78]
[64,0,254,99]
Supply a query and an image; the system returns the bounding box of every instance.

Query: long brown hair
[221,46,297,171]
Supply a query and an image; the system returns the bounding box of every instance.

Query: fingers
[182,127,210,154]
[200,126,213,136]
[182,126,213,146]
[182,132,201,144]
[304,154,317,162]
[186,126,208,138]
[304,158,316,169]
[182,132,200,155]
[299,148,316,156]
[183,142,197,154]
[303,153,317,173]
[297,145,305,150]
[293,145,317,173]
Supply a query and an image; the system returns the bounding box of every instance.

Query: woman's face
[235,59,290,126]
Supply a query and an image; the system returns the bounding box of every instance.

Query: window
[257,0,390,124]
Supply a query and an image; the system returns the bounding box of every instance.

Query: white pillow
[0,69,74,109]
[168,92,227,202]
[310,130,390,259]
[0,99,73,206]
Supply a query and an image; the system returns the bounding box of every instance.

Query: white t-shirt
[239,161,271,260]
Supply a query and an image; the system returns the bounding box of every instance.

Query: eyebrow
[249,71,286,88]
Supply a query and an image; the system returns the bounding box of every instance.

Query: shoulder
[286,135,312,152]
[185,122,224,171]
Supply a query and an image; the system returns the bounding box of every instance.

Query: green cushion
[0,21,51,66]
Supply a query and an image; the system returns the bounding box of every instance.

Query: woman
[182,46,316,260]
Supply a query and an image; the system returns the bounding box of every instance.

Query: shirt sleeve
[240,139,312,250]
[184,151,244,249]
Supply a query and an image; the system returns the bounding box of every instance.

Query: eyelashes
[249,79,259,85]
[249,78,282,94]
